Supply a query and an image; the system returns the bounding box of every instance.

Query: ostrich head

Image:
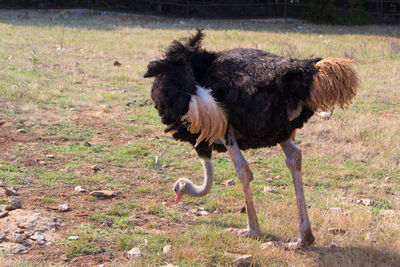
[173,178,190,203]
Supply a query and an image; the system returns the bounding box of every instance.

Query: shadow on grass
[308,245,400,267]
[0,9,398,37]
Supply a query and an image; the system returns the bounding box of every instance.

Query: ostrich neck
[186,158,214,197]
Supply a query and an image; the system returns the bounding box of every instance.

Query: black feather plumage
[145,30,322,157]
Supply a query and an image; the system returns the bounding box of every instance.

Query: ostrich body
[144,30,358,248]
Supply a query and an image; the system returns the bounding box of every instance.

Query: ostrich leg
[224,135,261,237]
[279,140,315,248]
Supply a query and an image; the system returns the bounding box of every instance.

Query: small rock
[39,161,46,165]
[356,199,375,206]
[232,255,252,267]
[74,186,86,192]
[58,204,69,212]
[69,107,77,111]
[265,178,273,183]
[24,232,31,239]
[179,20,185,24]
[365,233,377,243]
[17,129,27,133]
[4,187,18,196]
[91,165,100,172]
[384,176,391,181]
[0,211,9,218]
[260,241,275,249]
[0,232,6,241]
[369,184,377,189]
[30,232,45,241]
[328,228,346,235]
[264,186,278,194]
[127,247,141,260]
[0,242,27,254]
[102,219,113,227]
[163,245,172,254]
[12,233,24,243]
[90,190,117,198]
[113,61,122,66]
[45,154,55,159]
[198,210,209,216]
[379,209,399,217]
[223,179,235,186]
[319,112,331,119]
[5,197,23,210]
[160,265,178,267]
[290,237,298,243]
[68,236,80,240]
[37,238,46,245]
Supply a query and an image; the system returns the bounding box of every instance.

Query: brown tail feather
[307,58,359,112]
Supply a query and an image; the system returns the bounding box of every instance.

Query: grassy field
[0,9,399,267]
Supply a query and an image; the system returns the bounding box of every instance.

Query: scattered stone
[260,241,275,249]
[68,236,80,240]
[328,228,346,235]
[69,107,77,111]
[12,233,24,243]
[45,154,55,159]
[39,161,46,165]
[290,237,298,243]
[369,184,377,189]
[58,204,69,212]
[344,210,353,216]
[365,233,377,243]
[232,255,252,267]
[223,179,235,186]
[384,176,391,181]
[379,209,399,217]
[17,129,27,134]
[319,111,331,119]
[30,231,45,241]
[24,232,31,239]
[102,218,113,227]
[113,61,122,66]
[198,210,209,216]
[0,232,5,241]
[0,242,27,254]
[127,247,141,260]
[265,178,273,183]
[163,245,172,254]
[0,211,9,219]
[264,186,278,194]
[356,199,375,206]
[91,165,100,172]
[37,237,46,245]
[160,264,178,267]
[5,197,23,211]
[4,187,18,196]
[74,186,86,193]
[90,190,117,198]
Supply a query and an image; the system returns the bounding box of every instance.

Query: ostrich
[144,30,358,248]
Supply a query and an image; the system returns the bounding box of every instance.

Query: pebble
[356,199,375,206]
[127,247,141,259]
[330,243,342,249]
[58,203,69,212]
[265,178,273,183]
[4,187,18,196]
[74,186,86,192]
[198,210,209,216]
[68,236,80,240]
[102,219,113,227]
[0,242,27,254]
[91,165,100,172]
[69,107,77,111]
[90,190,117,198]
[12,233,24,243]
[328,228,346,235]
[163,245,172,254]
[30,232,45,241]
[160,265,178,267]
[45,154,55,159]
[0,211,9,218]
[17,129,27,133]
[223,179,235,186]
[5,197,23,211]
[232,255,252,267]
[264,186,278,194]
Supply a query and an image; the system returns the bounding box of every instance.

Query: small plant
[29,45,39,71]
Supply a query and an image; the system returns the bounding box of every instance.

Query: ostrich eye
[180,182,185,187]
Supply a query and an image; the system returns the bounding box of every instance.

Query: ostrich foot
[226,228,260,238]
[285,231,315,250]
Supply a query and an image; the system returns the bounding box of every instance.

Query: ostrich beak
[175,192,182,203]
